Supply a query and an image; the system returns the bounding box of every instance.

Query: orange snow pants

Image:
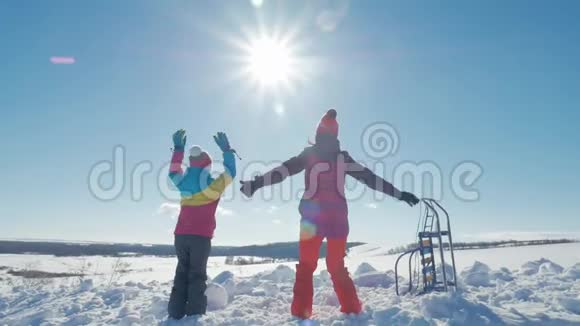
[291,235,362,319]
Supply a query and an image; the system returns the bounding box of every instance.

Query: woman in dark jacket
[240,109,419,319]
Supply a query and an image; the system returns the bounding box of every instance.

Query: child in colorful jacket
[240,110,419,319]
[167,130,236,320]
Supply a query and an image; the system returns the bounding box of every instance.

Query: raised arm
[207,132,237,195]
[342,151,419,206]
[240,149,308,197]
[168,129,187,190]
[205,150,236,196]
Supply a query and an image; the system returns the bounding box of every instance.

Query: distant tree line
[386,238,578,255]
[3,238,573,259]
[224,256,292,266]
[0,240,365,260]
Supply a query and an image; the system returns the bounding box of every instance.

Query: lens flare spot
[50,56,76,64]
[274,103,285,116]
[300,220,317,240]
[250,0,264,8]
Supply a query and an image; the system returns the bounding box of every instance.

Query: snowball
[213,271,236,299]
[460,261,492,287]
[213,271,235,285]
[205,283,228,311]
[355,263,377,276]
[222,278,236,299]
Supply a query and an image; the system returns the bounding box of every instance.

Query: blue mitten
[213,132,232,153]
[172,129,186,151]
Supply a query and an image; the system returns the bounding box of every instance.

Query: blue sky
[1,0,579,246]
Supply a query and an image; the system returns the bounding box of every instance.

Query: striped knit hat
[316,109,339,138]
[189,145,212,168]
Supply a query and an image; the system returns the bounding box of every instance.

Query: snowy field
[1,243,580,325]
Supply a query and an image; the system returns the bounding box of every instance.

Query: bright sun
[247,37,293,86]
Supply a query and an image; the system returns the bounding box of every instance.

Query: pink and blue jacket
[169,150,236,238]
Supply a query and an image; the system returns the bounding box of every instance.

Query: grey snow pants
[168,234,212,319]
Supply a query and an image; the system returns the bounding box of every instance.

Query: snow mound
[435,263,455,280]
[490,267,514,282]
[513,288,534,301]
[352,263,395,288]
[233,279,257,296]
[564,263,580,280]
[1,244,580,325]
[372,307,429,326]
[520,258,563,275]
[354,262,377,276]
[354,271,395,288]
[559,296,580,315]
[539,261,564,274]
[261,265,295,283]
[419,292,504,325]
[314,288,339,307]
[314,270,331,288]
[460,261,492,287]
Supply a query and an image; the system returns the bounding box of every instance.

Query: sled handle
[395,247,420,296]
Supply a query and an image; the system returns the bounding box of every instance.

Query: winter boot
[330,267,362,314]
[291,263,315,319]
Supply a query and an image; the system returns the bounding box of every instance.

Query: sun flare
[227,25,310,96]
[246,37,294,86]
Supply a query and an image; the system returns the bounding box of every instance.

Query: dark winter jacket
[255,140,401,238]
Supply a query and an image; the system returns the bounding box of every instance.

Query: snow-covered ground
[1,243,580,325]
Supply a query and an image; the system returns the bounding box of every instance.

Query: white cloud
[266,205,279,214]
[250,0,263,8]
[216,205,234,217]
[316,0,350,32]
[272,219,282,225]
[365,203,378,209]
[157,203,234,219]
[157,203,180,220]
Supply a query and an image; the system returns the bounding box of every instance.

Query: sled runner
[395,198,458,295]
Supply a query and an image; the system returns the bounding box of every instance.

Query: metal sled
[395,198,458,295]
